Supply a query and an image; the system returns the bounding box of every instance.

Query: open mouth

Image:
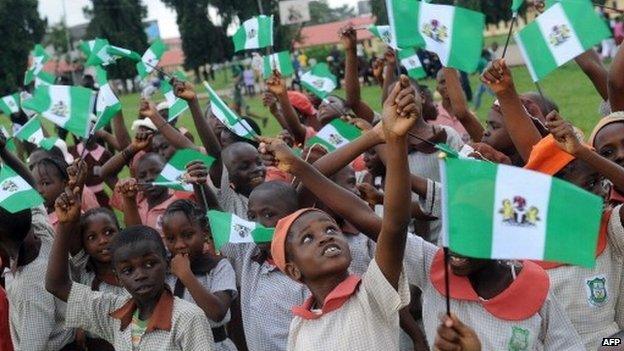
[449,256,470,266]
[249,175,265,186]
[134,284,153,295]
[322,243,342,257]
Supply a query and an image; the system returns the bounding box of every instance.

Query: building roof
[294,16,376,49]
[160,48,185,68]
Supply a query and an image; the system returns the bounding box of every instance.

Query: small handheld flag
[94,66,122,131]
[0,94,20,116]
[232,15,274,52]
[203,82,257,140]
[24,45,51,85]
[398,48,426,79]
[155,148,215,192]
[0,166,44,213]
[306,119,362,152]
[368,25,396,48]
[300,63,337,99]
[208,210,274,251]
[385,0,424,49]
[262,51,295,79]
[137,39,168,79]
[160,80,189,122]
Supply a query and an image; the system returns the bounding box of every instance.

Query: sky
[38,0,361,39]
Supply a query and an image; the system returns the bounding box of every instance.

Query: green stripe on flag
[0,166,44,213]
[562,1,611,49]
[263,51,294,78]
[515,24,557,82]
[448,6,485,73]
[155,148,215,192]
[161,80,189,122]
[207,210,274,251]
[386,0,423,48]
[14,117,44,145]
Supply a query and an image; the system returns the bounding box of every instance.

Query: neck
[305,270,350,308]
[14,232,41,268]
[147,190,170,209]
[93,260,114,277]
[468,261,515,300]
[136,289,162,321]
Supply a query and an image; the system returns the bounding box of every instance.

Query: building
[294,16,376,49]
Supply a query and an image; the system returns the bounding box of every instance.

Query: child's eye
[247,212,256,220]
[326,227,337,235]
[145,261,154,268]
[121,267,132,275]
[183,232,194,239]
[87,234,96,241]
[104,229,114,236]
[165,236,174,243]
[302,234,313,244]
[263,212,273,219]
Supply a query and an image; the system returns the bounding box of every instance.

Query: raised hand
[339,24,357,51]
[382,75,420,140]
[266,71,287,96]
[54,187,81,223]
[131,130,154,151]
[262,91,278,111]
[184,160,209,185]
[170,253,192,279]
[340,115,373,131]
[480,59,514,95]
[172,78,196,101]
[545,111,584,155]
[384,49,397,66]
[139,98,158,119]
[258,137,299,173]
[115,178,139,200]
[357,183,384,206]
[67,159,88,191]
[434,314,482,351]
[372,59,385,84]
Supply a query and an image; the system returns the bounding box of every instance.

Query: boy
[46,188,214,350]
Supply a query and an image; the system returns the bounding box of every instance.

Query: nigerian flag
[514,1,611,82]
[0,94,20,116]
[207,210,274,251]
[106,45,142,62]
[263,51,294,78]
[155,148,215,192]
[0,127,16,153]
[233,15,274,52]
[307,119,362,152]
[22,85,95,138]
[161,80,189,122]
[14,117,44,146]
[0,166,44,213]
[85,39,117,66]
[440,158,603,268]
[35,71,56,88]
[511,0,524,13]
[24,45,50,85]
[415,2,485,73]
[301,63,337,99]
[137,39,168,79]
[369,25,395,48]
[94,66,121,130]
[399,48,426,79]
[385,0,424,49]
[203,82,256,140]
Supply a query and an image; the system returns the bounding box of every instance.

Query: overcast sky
[38,0,360,39]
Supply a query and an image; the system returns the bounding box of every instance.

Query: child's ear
[284,263,303,283]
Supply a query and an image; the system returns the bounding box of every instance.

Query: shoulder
[439,125,464,150]
[173,297,211,326]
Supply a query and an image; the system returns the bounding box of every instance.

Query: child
[0,286,12,351]
[221,181,308,351]
[161,199,238,351]
[46,188,215,350]
[259,76,416,350]
[588,111,624,205]
[69,137,116,209]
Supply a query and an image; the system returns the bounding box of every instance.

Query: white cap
[156,101,169,111]
[53,139,75,165]
[131,118,158,132]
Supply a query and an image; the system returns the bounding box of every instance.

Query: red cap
[287,91,317,117]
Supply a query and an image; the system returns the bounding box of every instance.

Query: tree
[308,0,356,25]
[83,0,148,86]
[0,0,46,95]
[45,21,70,66]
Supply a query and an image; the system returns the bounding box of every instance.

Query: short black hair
[0,207,32,244]
[136,152,166,169]
[80,207,120,235]
[250,181,299,213]
[162,199,209,232]
[523,92,560,115]
[30,156,69,182]
[222,142,258,170]
[109,225,167,263]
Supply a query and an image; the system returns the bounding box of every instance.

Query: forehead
[137,155,165,170]
[487,107,503,123]
[113,240,164,264]
[162,211,195,229]
[84,212,116,227]
[227,145,258,163]
[289,211,335,236]
[594,122,624,147]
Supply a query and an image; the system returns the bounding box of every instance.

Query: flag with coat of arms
[0,166,44,213]
[24,44,50,85]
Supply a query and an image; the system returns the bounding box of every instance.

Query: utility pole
[61,0,77,84]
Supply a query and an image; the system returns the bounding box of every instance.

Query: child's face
[330,167,359,197]
[162,212,206,259]
[136,155,167,200]
[364,149,384,176]
[448,252,489,276]
[482,107,513,153]
[560,160,606,198]
[151,134,176,161]
[33,164,66,208]
[285,211,351,282]
[113,241,167,303]
[226,146,266,196]
[317,97,346,126]
[436,71,448,100]
[82,213,119,264]
[594,123,624,169]
[248,191,294,228]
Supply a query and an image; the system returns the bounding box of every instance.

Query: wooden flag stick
[443,247,452,316]
[502,15,518,59]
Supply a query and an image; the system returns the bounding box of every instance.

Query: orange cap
[271,208,323,272]
[524,134,575,175]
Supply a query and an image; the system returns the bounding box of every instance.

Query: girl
[46,188,215,350]
[589,112,624,205]
[69,137,116,209]
[161,199,238,351]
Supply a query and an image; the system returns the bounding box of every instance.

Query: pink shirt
[47,187,100,232]
[429,103,469,141]
[135,190,181,235]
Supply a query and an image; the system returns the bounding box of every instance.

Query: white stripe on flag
[142,49,157,74]
[536,4,584,66]
[514,34,539,82]
[0,176,30,202]
[418,2,455,65]
[229,215,256,244]
[491,165,552,260]
[160,163,183,182]
[243,19,260,50]
[45,87,72,128]
[385,0,398,49]
[315,123,349,149]
[439,159,449,247]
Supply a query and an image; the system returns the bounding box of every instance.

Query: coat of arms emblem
[549,24,571,46]
[247,28,257,39]
[312,79,325,89]
[51,100,69,118]
[508,326,529,351]
[499,196,540,226]
[421,19,448,43]
[233,223,251,238]
[1,180,18,193]
[328,133,344,146]
[586,276,608,306]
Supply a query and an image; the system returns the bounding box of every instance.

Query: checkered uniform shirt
[221,243,308,351]
[165,259,238,351]
[544,205,624,350]
[344,233,376,276]
[404,234,585,350]
[65,283,214,351]
[4,206,75,351]
[210,168,249,219]
[286,259,410,351]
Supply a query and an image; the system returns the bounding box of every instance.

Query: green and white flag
[0,166,44,213]
[233,15,274,52]
[262,51,294,78]
[155,148,215,192]
[24,44,50,85]
[14,117,44,146]
[398,48,426,79]
[511,0,524,14]
[137,39,168,79]
[22,85,95,138]
[85,39,117,66]
[203,82,256,140]
[0,127,16,153]
[161,80,189,122]
[514,1,611,82]
[35,71,56,88]
[385,0,424,49]
[368,25,395,48]
[415,2,485,73]
[300,63,337,99]
[0,94,20,116]
[441,158,603,268]
[207,210,274,251]
[307,119,362,152]
[94,66,121,130]
[106,45,142,62]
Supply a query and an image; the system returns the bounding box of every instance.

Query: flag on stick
[263,51,295,78]
[208,210,274,251]
[300,63,337,99]
[94,66,122,130]
[24,45,50,85]
[398,48,426,79]
[14,117,45,146]
[161,80,189,122]
[137,39,168,79]
[0,94,20,116]
[385,0,424,49]
[440,157,603,268]
[155,148,215,192]
[233,15,274,52]
[106,45,142,62]
[0,166,44,213]
[514,1,611,82]
[203,82,257,140]
[85,39,117,66]
[511,0,524,14]
[306,119,362,152]
[368,25,395,48]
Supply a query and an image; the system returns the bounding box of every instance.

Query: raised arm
[263,92,288,129]
[94,129,121,151]
[574,50,609,101]
[185,161,220,211]
[482,59,541,161]
[0,133,35,186]
[375,76,418,288]
[99,131,152,179]
[115,178,142,228]
[382,49,398,105]
[341,25,375,122]
[139,99,196,151]
[111,110,131,150]
[443,68,484,141]
[609,43,624,112]
[266,72,308,146]
[45,187,81,302]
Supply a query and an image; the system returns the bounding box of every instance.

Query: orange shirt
[0,287,13,351]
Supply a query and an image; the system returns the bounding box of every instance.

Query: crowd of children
[1,19,624,351]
